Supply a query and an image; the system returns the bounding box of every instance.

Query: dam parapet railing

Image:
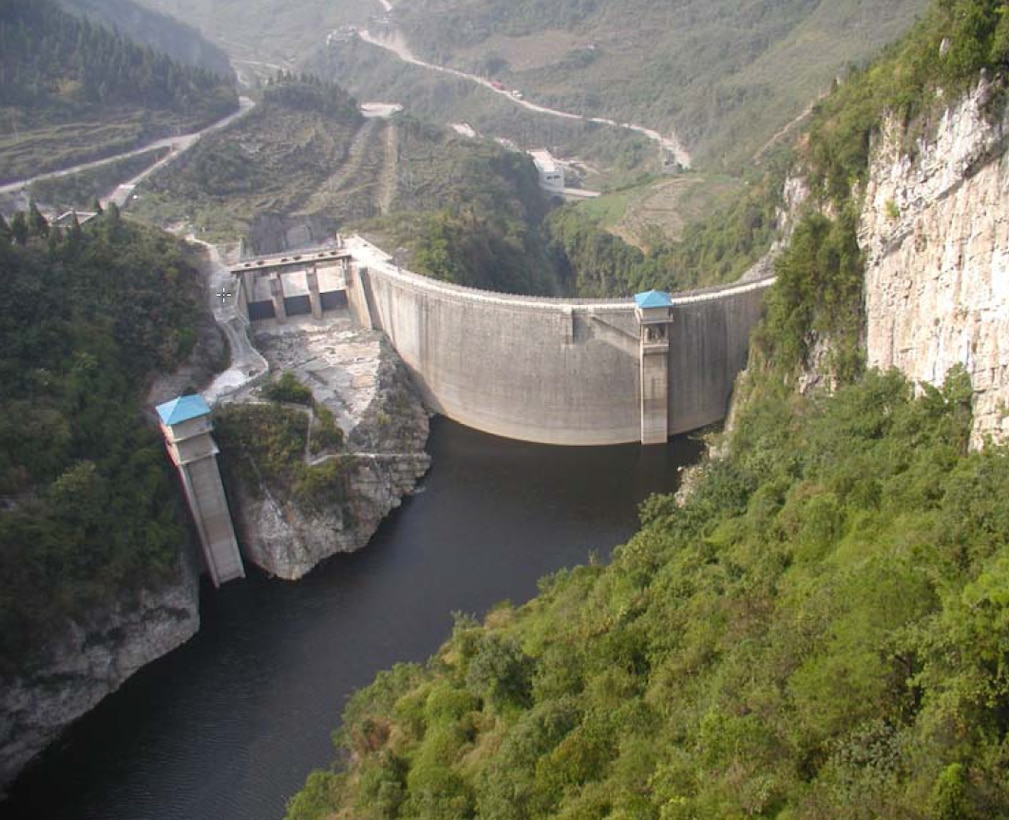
[342,234,777,313]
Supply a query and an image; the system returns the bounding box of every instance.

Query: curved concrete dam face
[347,255,773,446]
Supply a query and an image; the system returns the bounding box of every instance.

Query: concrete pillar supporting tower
[270,273,287,323]
[635,290,673,445]
[306,264,323,319]
[156,394,245,587]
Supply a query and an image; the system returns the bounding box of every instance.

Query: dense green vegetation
[0,0,237,182]
[288,365,1009,819]
[0,206,206,672]
[806,0,1009,200]
[370,118,561,295]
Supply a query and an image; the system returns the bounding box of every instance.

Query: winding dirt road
[0,96,256,203]
[356,26,691,168]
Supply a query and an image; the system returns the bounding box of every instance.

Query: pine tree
[27,200,49,237]
[10,211,29,245]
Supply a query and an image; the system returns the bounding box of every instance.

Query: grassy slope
[396,0,929,169]
[301,36,661,190]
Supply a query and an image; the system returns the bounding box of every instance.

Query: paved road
[105,97,256,208]
[190,238,270,405]
[0,97,256,201]
[356,27,691,168]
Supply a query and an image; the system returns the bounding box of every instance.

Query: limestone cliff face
[0,555,199,790]
[227,322,431,580]
[860,78,1009,446]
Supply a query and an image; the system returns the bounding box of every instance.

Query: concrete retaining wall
[353,261,772,445]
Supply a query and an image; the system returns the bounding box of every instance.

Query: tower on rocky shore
[156,394,245,587]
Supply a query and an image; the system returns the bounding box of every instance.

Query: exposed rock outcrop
[860,77,1009,446]
[0,554,200,790]
[222,315,431,580]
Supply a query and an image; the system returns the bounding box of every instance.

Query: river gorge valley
[5,420,703,819]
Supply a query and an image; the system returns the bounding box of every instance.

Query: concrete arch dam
[340,252,774,446]
[231,242,773,445]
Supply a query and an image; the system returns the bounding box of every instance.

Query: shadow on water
[6,417,705,820]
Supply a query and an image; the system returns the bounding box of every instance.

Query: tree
[10,211,28,245]
[27,200,48,237]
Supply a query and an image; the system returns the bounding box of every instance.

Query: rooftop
[529,149,559,174]
[634,289,673,309]
[156,394,212,425]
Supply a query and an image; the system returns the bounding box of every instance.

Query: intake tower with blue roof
[156,394,245,586]
[635,290,673,444]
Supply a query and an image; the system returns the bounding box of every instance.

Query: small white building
[529,149,565,192]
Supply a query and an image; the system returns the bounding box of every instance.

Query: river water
[6,417,703,820]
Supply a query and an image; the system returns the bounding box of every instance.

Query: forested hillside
[0,206,208,673]
[130,74,362,240]
[0,0,237,182]
[134,0,928,171]
[364,116,562,296]
[284,1,1009,817]
[545,163,783,295]
[61,0,233,76]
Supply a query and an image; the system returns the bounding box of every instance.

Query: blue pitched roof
[634,289,673,309]
[156,394,211,425]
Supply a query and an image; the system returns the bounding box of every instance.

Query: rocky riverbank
[0,553,200,792]
[218,313,431,580]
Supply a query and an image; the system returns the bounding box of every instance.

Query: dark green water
[6,417,703,819]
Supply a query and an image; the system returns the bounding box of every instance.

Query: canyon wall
[0,555,200,789]
[860,78,1009,446]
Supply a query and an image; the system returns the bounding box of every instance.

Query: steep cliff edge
[860,78,1009,447]
[0,553,200,790]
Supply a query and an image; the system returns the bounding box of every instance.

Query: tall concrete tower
[156,394,245,587]
[635,290,673,445]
